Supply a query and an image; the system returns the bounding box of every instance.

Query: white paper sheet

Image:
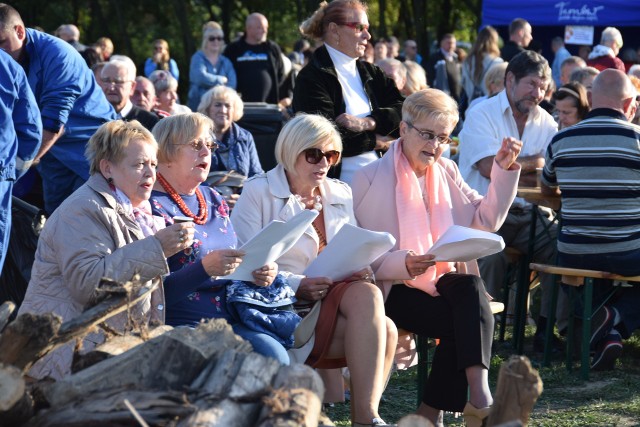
[303,223,396,282]
[226,209,318,281]
[426,225,505,262]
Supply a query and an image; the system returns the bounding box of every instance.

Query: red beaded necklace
[156,173,208,225]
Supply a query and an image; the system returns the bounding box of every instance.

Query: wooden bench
[529,263,640,379]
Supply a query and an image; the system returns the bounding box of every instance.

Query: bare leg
[466,365,493,408]
[323,281,395,423]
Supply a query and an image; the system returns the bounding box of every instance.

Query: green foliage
[9,0,483,97]
[326,328,640,426]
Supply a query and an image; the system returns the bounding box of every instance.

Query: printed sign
[564,25,594,45]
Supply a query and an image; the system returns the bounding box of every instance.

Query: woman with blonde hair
[149,113,286,363]
[292,0,403,185]
[461,26,503,107]
[232,114,398,427]
[144,39,179,80]
[18,120,193,379]
[198,86,262,178]
[352,89,522,427]
[402,60,428,95]
[188,22,237,111]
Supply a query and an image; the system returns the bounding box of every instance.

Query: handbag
[226,275,301,349]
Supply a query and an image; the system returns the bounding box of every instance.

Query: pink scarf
[393,138,455,296]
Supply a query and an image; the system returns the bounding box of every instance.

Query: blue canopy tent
[481,0,640,63]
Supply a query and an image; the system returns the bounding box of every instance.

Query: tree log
[0,277,158,373]
[0,363,34,425]
[178,350,281,427]
[72,325,173,373]
[486,355,543,427]
[42,319,251,408]
[255,364,325,427]
[0,301,15,332]
[23,389,194,427]
[0,312,61,371]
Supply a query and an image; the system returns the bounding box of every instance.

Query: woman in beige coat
[18,120,194,380]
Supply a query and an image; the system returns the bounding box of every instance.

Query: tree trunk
[486,355,543,427]
[378,0,387,37]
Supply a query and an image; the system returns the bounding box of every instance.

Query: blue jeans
[559,250,640,339]
[232,324,290,365]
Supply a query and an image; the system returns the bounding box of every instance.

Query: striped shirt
[543,108,640,255]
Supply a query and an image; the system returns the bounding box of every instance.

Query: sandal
[462,402,491,427]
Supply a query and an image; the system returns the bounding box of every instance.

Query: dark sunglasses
[208,36,224,42]
[304,148,340,165]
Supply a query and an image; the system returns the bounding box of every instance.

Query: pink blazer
[351,141,520,300]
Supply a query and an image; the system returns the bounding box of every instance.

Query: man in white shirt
[459,50,563,351]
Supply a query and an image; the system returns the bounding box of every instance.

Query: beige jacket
[18,174,169,379]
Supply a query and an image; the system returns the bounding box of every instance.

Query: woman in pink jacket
[351,89,522,427]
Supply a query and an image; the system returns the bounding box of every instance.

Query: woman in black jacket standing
[292,0,404,184]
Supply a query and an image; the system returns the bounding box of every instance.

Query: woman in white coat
[231,114,397,427]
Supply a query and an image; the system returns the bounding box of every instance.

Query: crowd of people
[4,0,640,425]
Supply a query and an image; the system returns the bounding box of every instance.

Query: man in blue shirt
[0,4,116,214]
[0,48,42,270]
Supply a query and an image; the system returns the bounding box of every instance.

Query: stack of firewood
[0,278,326,427]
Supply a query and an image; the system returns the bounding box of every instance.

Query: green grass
[325,328,640,426]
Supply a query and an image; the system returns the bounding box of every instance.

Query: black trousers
[385,273,494,412]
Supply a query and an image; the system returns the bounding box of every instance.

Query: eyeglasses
[101,78,132,87]
[153,45,164,51]
[303,148,340,166]
[208,36,224,42]
[406,123,452,145]
[339,22,369,33]
[174,136,219,152]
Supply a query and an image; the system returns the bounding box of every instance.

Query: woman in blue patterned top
[150,113,289,364]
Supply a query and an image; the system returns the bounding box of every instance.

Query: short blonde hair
[197,86,244,122]
[85,120,156,175]
[152,113,214,164]
[275,113,342,173]
[402,89,459,130]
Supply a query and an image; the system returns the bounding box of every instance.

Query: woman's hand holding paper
[297,276,331,301]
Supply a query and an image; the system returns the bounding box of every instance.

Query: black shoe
[533,331,563,353]
[590,306,616,350]
[591,331,622,371]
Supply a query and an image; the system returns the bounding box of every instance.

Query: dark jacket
[425,50,462,102]
[124,105,160,131]
[292,45,403,176]
[500,40,525,62]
